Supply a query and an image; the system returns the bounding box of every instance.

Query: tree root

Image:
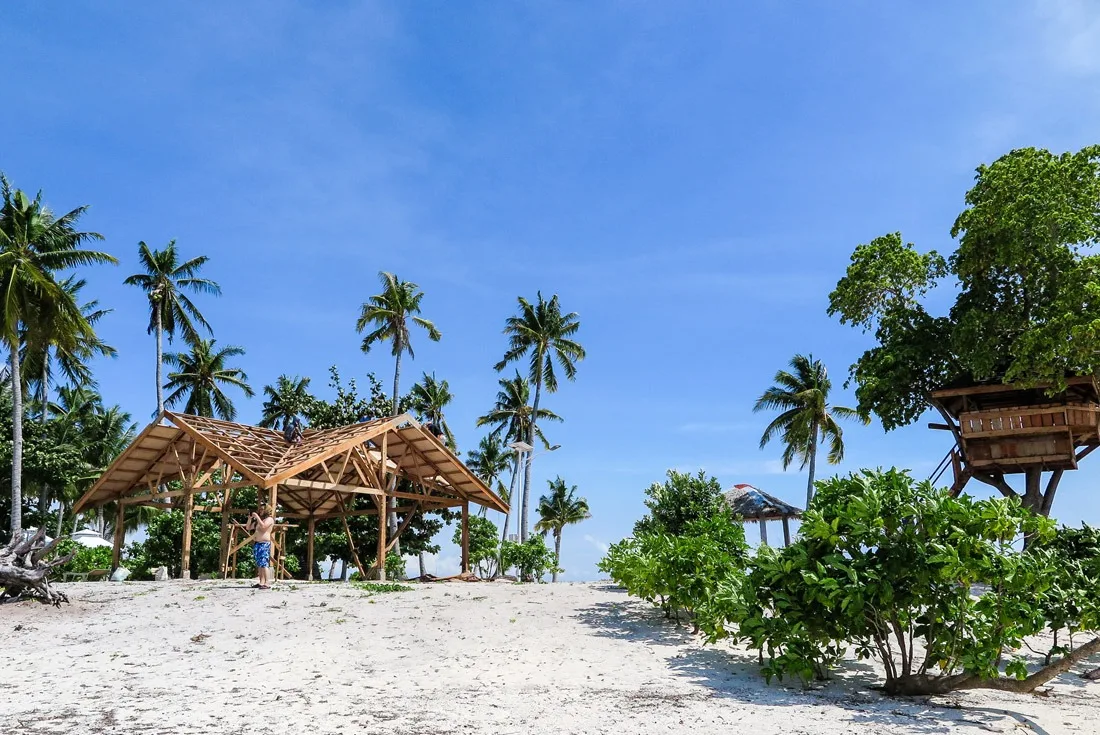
[0,527,75,608]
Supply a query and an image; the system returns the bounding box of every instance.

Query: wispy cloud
[583,534,610,556]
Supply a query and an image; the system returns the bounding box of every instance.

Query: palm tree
[534,477,590,582]
[467,435,512,518]
[478,372,563,559]
[0,176,115,537]
[356,271,440,553]
[163,339,254,420]
[124,240,220,416]
[409,372,456,449]
[65,403,138,537]
[259,374,312,430]
[754,354,868,509]
[494,293,584,541]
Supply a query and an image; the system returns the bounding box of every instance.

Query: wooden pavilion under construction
[928,376,1100,514]
[72,412,508,580]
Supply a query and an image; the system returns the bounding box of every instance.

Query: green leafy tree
[633,469,724,538]
[494,293,584,541]
[356,271,441,553]
[163,339,254,420]
[500,535,557,582]
[0,176,115,538]
[753,354,866,508]
[533,477,590,582]
[829,146,1100,514]
[124,240,220,416]
[452,515,498,578]
[259,374,312,430]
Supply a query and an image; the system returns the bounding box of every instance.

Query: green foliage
[501,536,558,582]
[52,538,112,574]
[355,582,413,594]
[452,515,499,577]
[301,367,397,430]
[704,468,1086,693]
[830,146,1100,430]
[1032,524,1100,663]
[601,511,749,625]
[163,339,254,421]
[133,509,221,579]
[632,469,724,537]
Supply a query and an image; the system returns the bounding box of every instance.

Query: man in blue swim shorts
[249,505,275,589]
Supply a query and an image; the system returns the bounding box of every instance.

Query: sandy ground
[2,581,1098,734]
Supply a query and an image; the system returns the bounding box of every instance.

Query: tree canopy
[829,146,1100,431]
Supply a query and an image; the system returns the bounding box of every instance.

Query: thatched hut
[723,483,802,547]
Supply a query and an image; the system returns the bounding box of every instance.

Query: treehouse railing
[958,405,1100,438]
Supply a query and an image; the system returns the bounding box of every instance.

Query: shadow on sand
[572,597,1051,734]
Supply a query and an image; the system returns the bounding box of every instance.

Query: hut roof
[723,484,802,521]
[72,411,507,518]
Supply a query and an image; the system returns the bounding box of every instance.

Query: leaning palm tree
[124,240,220,416]
[409,372,456,449]
[754,354,868,509]
[467,435,512,518]
[0,175,115,537]
[494,293,584,541]
[356,271,440,553]
[259,374,312,430]
[163,339,254,420]
[534,477,590,582]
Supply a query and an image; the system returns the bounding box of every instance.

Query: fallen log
[0,527,75,607]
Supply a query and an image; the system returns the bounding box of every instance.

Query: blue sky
[4,2,1100,579]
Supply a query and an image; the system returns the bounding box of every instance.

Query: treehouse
[928,376,1100,500]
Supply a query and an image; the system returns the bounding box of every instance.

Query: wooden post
[306,515,316,581]
[376,491,388,581]
[758,518,768,547]
[461,500,470,574]
[181,489,195,579]
[218,487,235,578]
[782,517,791,547]
[112,502,125,569]
[335,494,366,582]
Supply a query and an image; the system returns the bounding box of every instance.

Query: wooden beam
[218,487,236,578]
[385,502,422,554]
[112,501,125,569]
[181,487,195,580]
[335,494,366,582]
[782,517,791,548]
[377,487,388,581]
[928,422,953,431]
[307,516,316,581]
[461,500,470,574]
[281,477,454,504]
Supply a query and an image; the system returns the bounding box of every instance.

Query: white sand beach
[2,581,1097,734]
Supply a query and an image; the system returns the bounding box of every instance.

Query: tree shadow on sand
[573,596,1051,734]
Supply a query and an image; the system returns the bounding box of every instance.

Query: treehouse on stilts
[71,412,507,580]
[928,376,1100,515]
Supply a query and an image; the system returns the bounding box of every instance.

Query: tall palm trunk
[552,530,562,583]
[38,358,50,515]
[10,346,24,538]
[388,342,402,555]
[520,349,544,542]
[805,423,819,510]
[155,305,164,415]
[497,452,521,576]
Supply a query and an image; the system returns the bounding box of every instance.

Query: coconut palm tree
[467,435,512,518]
[356,271,440,553]
[163,339,254,420]
[534,477,590,582]
[409,372,456,449]
[259,374,312,430]
[0,175,115,537]
[754,354,868,509]
[494,293,584,541]
[124,240,220,416]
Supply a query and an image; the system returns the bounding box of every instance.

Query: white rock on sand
[1,581,1096,734]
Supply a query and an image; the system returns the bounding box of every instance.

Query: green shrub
[501,536,558,582]
[52,539,113,575]
[452,516,498,577]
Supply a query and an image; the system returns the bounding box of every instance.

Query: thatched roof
[723,484,802,521]
[72,412,507,519]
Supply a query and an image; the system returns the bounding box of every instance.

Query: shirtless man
[249,505,276,589]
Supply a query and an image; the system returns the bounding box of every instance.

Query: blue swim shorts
[254,541,272,569]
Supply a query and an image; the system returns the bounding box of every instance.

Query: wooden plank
[377,487,388,581]
[385,502,422,554]
[461,500,470,573]
[307,516,316,581]
[334,494,366,581]
[181,486,195,580]
[112,502,125,569]
[71,412,178,514]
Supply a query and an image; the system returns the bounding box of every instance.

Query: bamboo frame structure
[73,412,507,580]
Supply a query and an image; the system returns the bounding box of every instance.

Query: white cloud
[583,534,610,555]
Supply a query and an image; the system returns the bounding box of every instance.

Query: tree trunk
[552,531,562,583]
[155,306,164,415]
[10,346,24,539]
[885,636,1100,695]
[521,351,544,543]
[0,527,74,607]
[388,346,401,555]
[328,558,339,580]
[805,422,819,510]
[339,558,348,581]
[498,449,521,575]
[54,502,65,539]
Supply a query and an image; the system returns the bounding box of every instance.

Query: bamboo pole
[461,500,470,574]
[377,489,388,581]
[112,502,125,569]
[218,487,236,577]
[307,515,316,581]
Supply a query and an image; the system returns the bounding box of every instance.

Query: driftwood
[0,527,75,607]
